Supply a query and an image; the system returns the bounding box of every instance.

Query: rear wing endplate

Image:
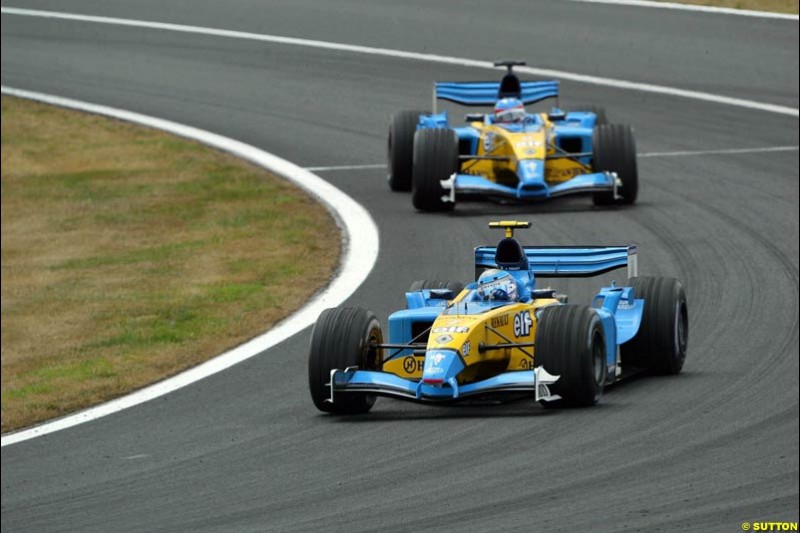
[433,80,559,112]
[475,245,638,278]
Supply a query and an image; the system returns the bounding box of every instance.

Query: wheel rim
[366,327,382,370]
[363,326,382,407]
[675,302,688,356]
[386,130,394,179]
[592,333,605,385]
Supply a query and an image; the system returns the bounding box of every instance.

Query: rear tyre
[535,305,607,407]
[411,128,459,211]
[408,280,465,296]
[387,110,426,191]
[308,307,383,414]
[621,277,688,374]
[571,105,608,126]
[592,124,638,206]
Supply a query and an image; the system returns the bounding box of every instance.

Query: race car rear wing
[475,245,638,278]
[433,80,559,112]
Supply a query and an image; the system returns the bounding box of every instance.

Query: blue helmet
[476,269,519,302]
[493,98,525,123]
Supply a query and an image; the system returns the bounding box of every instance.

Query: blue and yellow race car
[308,221,688,413]
[387,61,638,211]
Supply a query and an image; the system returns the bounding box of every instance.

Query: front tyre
[621,277,688,374]
[387,110,426,192]
[411,128,459,212]
[308,307,383,414]
[592,124,638,206]
[535,305,607,407]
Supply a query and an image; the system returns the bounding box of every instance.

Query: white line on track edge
[638,145,799,157]
[1,7,797,118]
[0,86,380,448]
[305,164,388,172]
[307,145,800,172]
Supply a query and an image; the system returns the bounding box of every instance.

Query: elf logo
[513,311,532,338]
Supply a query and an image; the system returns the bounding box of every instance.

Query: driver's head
[493,98,525,123]
[476,269,519,302]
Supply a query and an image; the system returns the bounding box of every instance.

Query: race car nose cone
[517,160,546,190]
[421,350,464,385]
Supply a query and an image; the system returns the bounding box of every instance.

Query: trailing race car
[387,60,638,211]
[308,221,688,413]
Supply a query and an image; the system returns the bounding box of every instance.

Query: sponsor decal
[435,334,453,344]
[490,314,509,328]
[513,310,533,338]
[403,356,418,373]
[547,167,581,181]
[522,160,540,171]
[515,137,542,150]
[461,341,471,357]
[424,352,447,376]
[429,353,446,365]
[519,358,535,370]
[483,131,495,153]
[433,326,470,334]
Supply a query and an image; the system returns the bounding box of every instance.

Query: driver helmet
[476,269,519,302]
[493,98,526,123]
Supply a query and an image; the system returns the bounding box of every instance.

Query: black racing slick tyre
[621,277,688,375]
[408,280,465,296]
[571,105,608,126]
[308,307,383,414]
[387,110,427,192]
[535,305,607,407]
[411,128,459,212]
[592,124,638,206]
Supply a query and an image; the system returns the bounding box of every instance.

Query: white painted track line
[305,164,387,172]
[307,146,800,172]
[0,86,380,447]
[639,145,800,157]
[1,7,797,118]
[570,0,799,20]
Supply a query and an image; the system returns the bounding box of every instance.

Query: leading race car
[308,221,688,414]
[387,60,638,211]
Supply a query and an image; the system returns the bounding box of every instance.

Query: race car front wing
[439,171,621,202]
[325,366,561,405]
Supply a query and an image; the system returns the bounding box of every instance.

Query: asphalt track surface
[2,2,798,532]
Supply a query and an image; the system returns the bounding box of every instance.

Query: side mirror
[429,289,455,300]
[547,108,567,121]
[465,113,485,123]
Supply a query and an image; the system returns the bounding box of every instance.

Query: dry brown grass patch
[654,0,797,13]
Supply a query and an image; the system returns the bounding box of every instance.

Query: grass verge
[1,96,340,433]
